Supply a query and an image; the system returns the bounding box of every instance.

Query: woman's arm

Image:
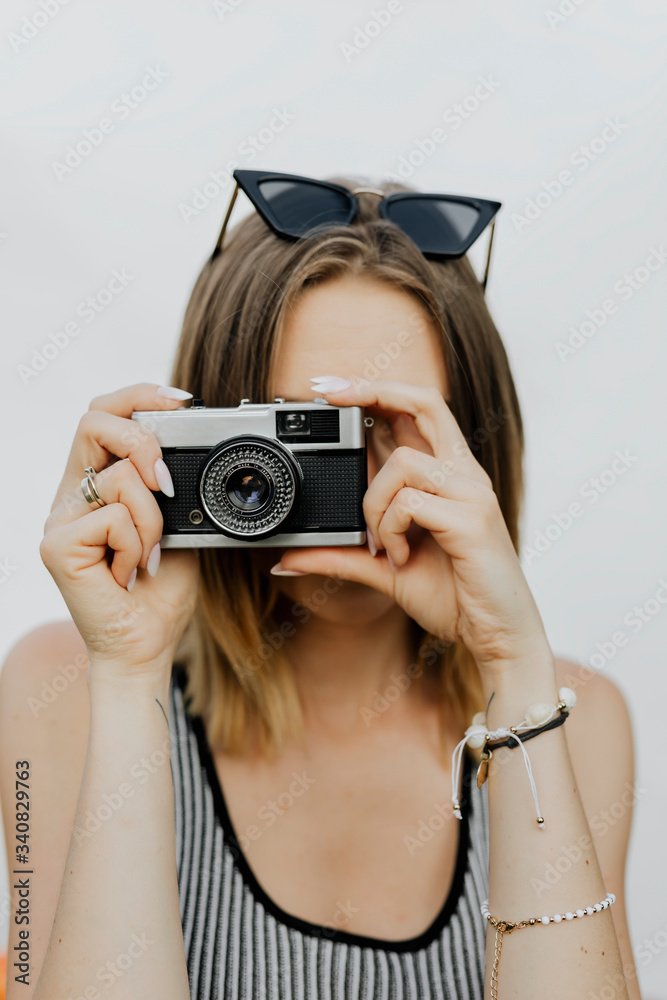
[555,658,640,1000]
[2,383,200,998]
[0,623,91,1000]
[268,375,641,998]
[0,623,191,1000]
[32,660,190,1000]
[481,649,638,1000]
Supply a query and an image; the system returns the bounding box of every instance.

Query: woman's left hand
[272,378,552,677]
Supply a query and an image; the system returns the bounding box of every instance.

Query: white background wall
[0,1,665,995]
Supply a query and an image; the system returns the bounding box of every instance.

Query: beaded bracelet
[481,893,616,1000]
[450,686,578,829]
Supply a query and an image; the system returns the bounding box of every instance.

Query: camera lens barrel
[199,435,302,539]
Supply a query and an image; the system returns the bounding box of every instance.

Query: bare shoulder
[0,619,90,743]
[0,618,91,746]
[1,617,89,689]
[552,655,636,844]
[552,656,635,783]
[0,620,90,1000]
[552,656,641,999]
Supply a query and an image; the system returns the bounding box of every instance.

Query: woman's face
[251,272,450,625]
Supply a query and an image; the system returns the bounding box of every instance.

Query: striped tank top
[169,664,490,999]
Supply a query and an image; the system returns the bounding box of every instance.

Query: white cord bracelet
[450,686,578,829]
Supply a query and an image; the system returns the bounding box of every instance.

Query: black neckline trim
[172,663,476,953]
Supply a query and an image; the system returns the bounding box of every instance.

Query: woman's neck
[276,594,426,734]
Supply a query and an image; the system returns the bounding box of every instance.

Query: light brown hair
[170,179,524,759]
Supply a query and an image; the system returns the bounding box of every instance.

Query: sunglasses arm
[481,218,496,293]
[210,182,240,263]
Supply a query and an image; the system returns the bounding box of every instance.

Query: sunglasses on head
[211,169,502,291]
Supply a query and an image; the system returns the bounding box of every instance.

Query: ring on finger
[81,466,106,508]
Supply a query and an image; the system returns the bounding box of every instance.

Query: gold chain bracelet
[481,892,616,999]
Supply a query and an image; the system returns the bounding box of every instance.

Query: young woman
[0,172,639,999]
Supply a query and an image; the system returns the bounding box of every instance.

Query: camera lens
[226,468,272,511]
[199,435,302,539]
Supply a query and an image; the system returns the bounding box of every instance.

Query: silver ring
[81,466,105,507]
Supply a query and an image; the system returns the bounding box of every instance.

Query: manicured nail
[365,525,377,557]
[147,542,161,577]
[157,386,193,400]
[386,552,397,572]
[154,458,174,497]
[309,376,352,392]
[270,563,310,576]
[127,567,137,592]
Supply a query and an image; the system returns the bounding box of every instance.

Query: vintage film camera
[130,398,372,547]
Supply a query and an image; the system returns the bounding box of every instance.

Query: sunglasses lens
[258,179,353,237]
[385,197,482,256]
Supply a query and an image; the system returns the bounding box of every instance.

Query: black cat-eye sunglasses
[210,169,501,291]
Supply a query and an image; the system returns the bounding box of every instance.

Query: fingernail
[157,386,193,401]
[386,552,397,572]
[309,376,352,392]
[127,567,137,592]
[154,458,175,497]
[365,525,377,557]
[270,563,310,576]
[147,542,161,577]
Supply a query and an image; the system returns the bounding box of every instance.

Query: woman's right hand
[39,383,201,682]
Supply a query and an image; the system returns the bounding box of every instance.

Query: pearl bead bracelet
[480,893,616,1000]
[450,687,578,829]
[481,892,616,928]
